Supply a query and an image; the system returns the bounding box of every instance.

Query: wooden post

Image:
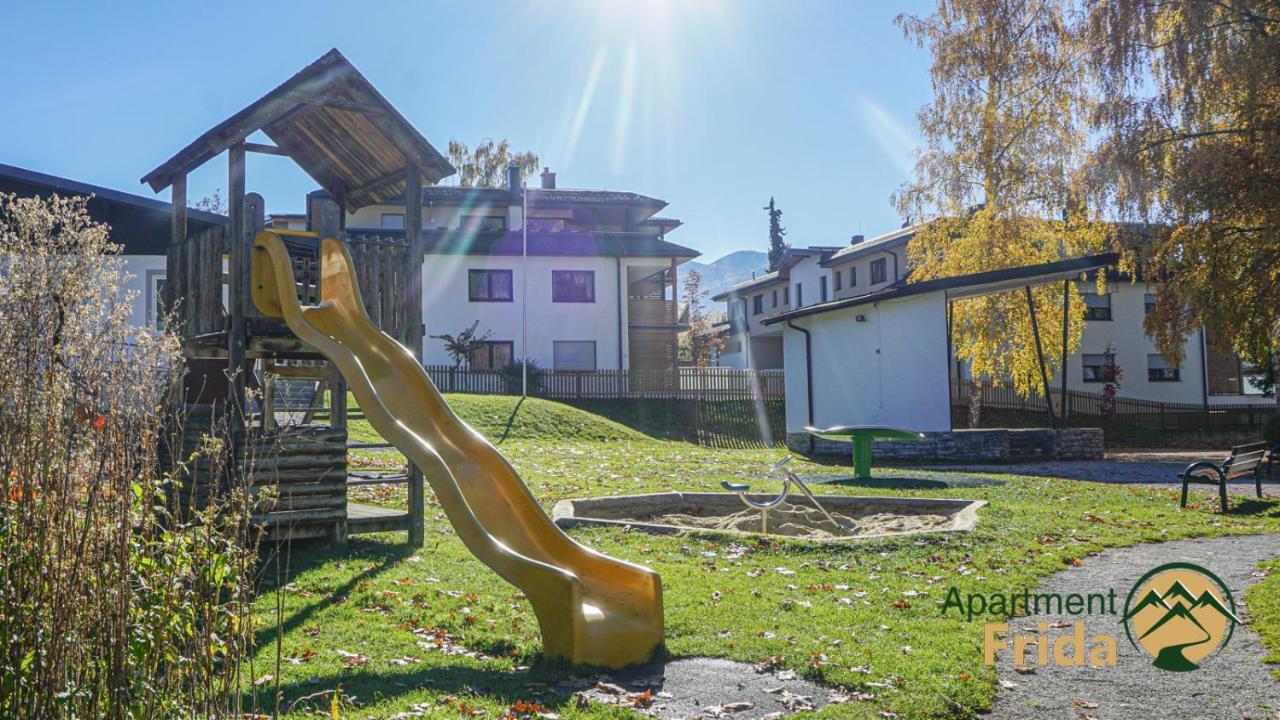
[1024,285,1056,427]
[404,164,426,548]
[227,143,247,434]
[1060,279,1070,424]
[167,175,187,319]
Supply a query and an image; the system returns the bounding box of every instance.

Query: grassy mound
[348,393,645,444]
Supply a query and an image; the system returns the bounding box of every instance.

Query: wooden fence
[952,380,1275,431]
[423,365,786,400]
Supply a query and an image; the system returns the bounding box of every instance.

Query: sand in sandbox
[639,501,951,539]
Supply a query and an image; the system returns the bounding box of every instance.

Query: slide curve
[251,230,663,667]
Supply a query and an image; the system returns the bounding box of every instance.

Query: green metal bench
[1179,441,1268,513]
[804,425,925,481]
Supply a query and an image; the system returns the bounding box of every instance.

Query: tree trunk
[968,381,983,428]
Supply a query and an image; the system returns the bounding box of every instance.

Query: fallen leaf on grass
[336,649,369,667]
[285,647,317,664]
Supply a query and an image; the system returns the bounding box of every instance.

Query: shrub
[500,358,545,396]
[0,193,257,718]
[1265,413,1280,448]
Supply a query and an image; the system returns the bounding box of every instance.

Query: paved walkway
[987,535,1280,720]
[919,452,1280,500]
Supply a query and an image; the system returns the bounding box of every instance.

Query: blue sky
[0,0,933,262]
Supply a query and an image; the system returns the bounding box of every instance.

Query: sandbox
[552,492,985,541]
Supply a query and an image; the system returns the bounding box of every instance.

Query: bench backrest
[1223,442,1269,478]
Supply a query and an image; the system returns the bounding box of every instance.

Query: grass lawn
[254,396,1280,718]
[1248,557,1280,679]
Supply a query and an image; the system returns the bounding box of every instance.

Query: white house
[0,162,226,330]
[716,224,1268,405]
[341,166,698,371]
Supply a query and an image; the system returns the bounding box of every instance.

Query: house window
[553,341,597,370]
[380,213,405,229]
[527,217,568,232]
[468,269,513,302]
[1144,293,1157,317]
[819,276,829,302]
[461,213,507,232]
[850,266,857,287]
[470,341,514,369]
[753,294,764,315]
[552,270,595,303]
[870,258,887,284]
[771,289,778,308]
[795,283,803,307]
[1147,354,1180,382]
[1083,292,1112,320]
[1082,353,1117,383]
[725,340,742,354]
[833,269,843,291]
[783,286,790,306]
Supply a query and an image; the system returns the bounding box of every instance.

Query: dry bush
[0,193,257,718]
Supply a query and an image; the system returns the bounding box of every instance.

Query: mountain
[1124,589,1170,621]
[1191,590,1241,623]
[678,250,770,306]
[1139,602,1209,641]
[1161,581,1198,606]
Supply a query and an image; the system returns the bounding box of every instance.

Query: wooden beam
[227,142,247,434]
[281,92,388,117]
[345,167,407,202]
[167,175,187,318]
[244,141,286,156]
[404,163,425,549]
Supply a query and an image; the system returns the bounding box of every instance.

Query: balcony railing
[628,298,677,326]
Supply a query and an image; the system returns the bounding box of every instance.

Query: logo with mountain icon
[1121,562,1241,672]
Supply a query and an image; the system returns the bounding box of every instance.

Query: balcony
[628,298,678,326]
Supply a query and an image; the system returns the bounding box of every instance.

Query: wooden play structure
[145,51,666,667]
[144,49,454,545]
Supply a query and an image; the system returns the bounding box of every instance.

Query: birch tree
[895,0,1106,415]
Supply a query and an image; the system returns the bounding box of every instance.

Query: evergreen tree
[764,197,789,272]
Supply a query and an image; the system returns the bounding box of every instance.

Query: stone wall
[786,427,1104,463]
[1052,428,1105,460]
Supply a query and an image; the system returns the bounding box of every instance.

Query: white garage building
[761,254,1117,443]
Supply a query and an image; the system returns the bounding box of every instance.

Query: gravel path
[987,535,1280,720]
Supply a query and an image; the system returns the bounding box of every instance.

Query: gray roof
[763,254,1119,325]
[711,271,786,301]
[0,162,225,255]
[822,225,916,267]
[347,227,698,259]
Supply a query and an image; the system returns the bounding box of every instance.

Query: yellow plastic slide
[251,230,664,668]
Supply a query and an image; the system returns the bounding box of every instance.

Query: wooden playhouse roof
[141,49,454,209]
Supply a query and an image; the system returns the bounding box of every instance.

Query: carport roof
[761,253,1118,325]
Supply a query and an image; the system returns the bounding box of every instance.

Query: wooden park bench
[1179,441,1269,513]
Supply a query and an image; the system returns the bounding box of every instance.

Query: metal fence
[423,365,785,400]
[952,380,1276,431]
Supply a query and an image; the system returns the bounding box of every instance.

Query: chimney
[540,167,556,189]
[507,163,522,200]
[850,234,864,245]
